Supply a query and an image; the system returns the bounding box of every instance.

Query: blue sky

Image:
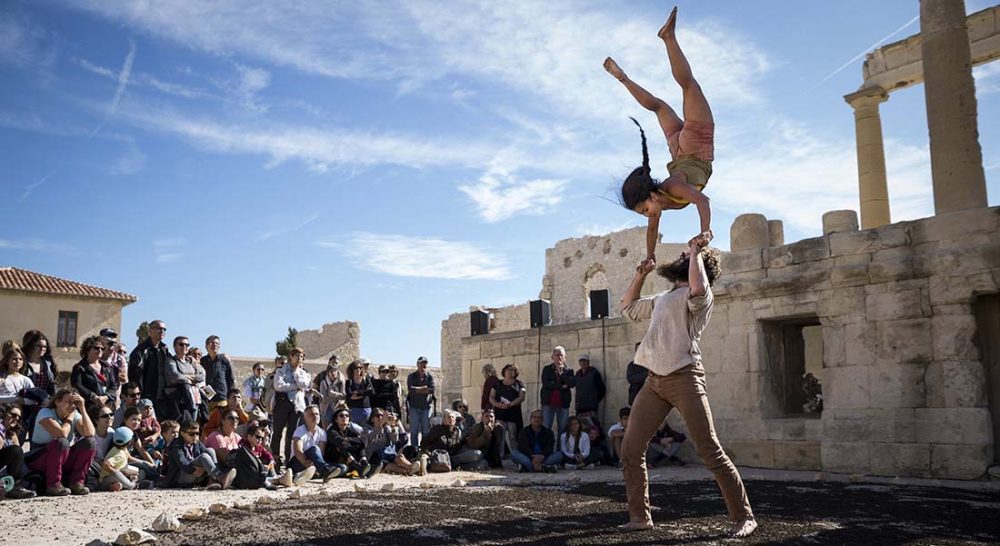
[2,0,998,365]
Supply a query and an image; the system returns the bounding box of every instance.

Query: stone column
[845,87,891,229]
[730,214,769,251]
[921,0,988,214]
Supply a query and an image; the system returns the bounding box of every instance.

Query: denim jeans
[176,451,220,485]
[408,406,430,447]
[541,405,568,436]
[289,445,332,476]
[510,450,562,471]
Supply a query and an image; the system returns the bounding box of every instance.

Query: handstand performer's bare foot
[729,518,758,538]
[603,57,626,82]
[657,6,678,41]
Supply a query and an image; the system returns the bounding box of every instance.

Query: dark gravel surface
[154,479,1000,545]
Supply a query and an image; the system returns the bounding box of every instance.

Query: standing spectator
[0,404,36,499]
[512,409,562,473]
[262,355,286,415]
[136,398,161,448]
[560,416,601,469]
[243,362,267,413]
[27,387,97,495]
[71,336,117,412]
[20,330,57,397]
[163,337,204,422]
[451,399,476,432]
[270,348,311,469]
[203,389,249,439]
[163,419,236,489]
[324,407,368,478]
[313,358,346,426]
[480,363,499,412]
[128,320,169,419]
[388,366,404,423]
[113,383,142,427]
[204,409,243,466]
[99,328,128,407]
[626,342,649,406]
[345,360,374,425]
[371,365,400,417]
[201,335,234,412]
[463,407,505,469]
[540,346,575,435]
[574,354,606,426]
[490,363,525,459]
[406,356,435,448]
[608,407,630,465]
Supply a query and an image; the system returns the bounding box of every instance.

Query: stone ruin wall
[442,206,1000,480]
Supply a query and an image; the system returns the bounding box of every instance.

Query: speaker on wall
[470,310,490,336]
[590,289,610,320]
[529,299,551,328]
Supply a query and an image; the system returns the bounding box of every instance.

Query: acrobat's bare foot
[657,7,678,41]
[603,57,626,81]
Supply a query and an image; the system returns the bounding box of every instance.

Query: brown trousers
[622,364,753,523]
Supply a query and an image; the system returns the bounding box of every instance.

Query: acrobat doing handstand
[605,6,714,267]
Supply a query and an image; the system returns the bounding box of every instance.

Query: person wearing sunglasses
[71,336,117,412]
[205,409,243,467]
[128,320,169,420]
[163,420,236,490]
[83,405,117,491]
[163,336,205,423]
[231,420,308,490]
[0,403,36,499]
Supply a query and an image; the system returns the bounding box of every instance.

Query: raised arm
[687,242,709,298]
[620,260,656,315]
[662,176,712,240]
[646,214,660,263]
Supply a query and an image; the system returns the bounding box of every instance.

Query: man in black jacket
[574,354,606,425]
[201,335,234,411]
[540,346,575,435]
[128,320,169,419]
[512,409,562,472]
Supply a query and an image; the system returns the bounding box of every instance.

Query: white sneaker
[219,468,237,490]
[293,466,316,486]
[419,454,428,476]
[278,470,293,488]
[323,467,343,482]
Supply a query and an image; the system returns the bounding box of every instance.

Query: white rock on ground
[114,528,157,545]
[150,513,181,532]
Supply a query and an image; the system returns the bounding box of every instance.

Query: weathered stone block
[915,408,993,444]
[708,373,751,410]
[830,264,870,287]
[804,418,823,441]
[844,323,878,366]
[930,444,993,479]
[513,354,541,385]
[822,367,870,409]
[868,364,925,408]
[821,441,870,474]
[825,408,914,443]
[727,300,755,326]
[765,419,784,441]
[481,339,503,358]
[760,260,831,295]
[931,315,980,361]
[942,361,988,408]
[767,237,831,268]
[501,337,527,357]
[869,247,919,283]
[877,319,932,363]
[783,420,806,441]
[909,207,1000,245]
[723,249,764,273]
[865,290,925,321]
[869,443,930,477]
[773,441,821,470]
[543,331,580,351]
[606,325,631,347]
[721,329,749,373]
[928,272,997,305]
[817,287,866,320]
[576,328,602,350]
[725,440,774,468]
[823,325,845,367]
[829,225,909,257]
[462,342,481,361]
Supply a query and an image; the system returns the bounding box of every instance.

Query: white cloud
[90,40,136,136]
[973,62,1000,95]
[109,143,147,175]
[0,238,77,255]
[232,64,270,112]
[459,161,568,223]
[256,213,319,242]
[153,238,185,263]
[320,232,513,280]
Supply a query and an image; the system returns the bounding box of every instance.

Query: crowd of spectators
[0,323,685,500]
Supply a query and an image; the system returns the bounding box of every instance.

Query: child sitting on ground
[100,427,141,491]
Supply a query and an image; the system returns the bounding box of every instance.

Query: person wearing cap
[71,336,118,412]
[312,356,346,426]
[128,320,169,420]
[243,362,267,413]
[406,356,435,448]
[99,328,128,407]
[574,353,606,426]
[540,346,576,435]
[450,399,475,433]
[98,426,141,491]
[201,335,234,413]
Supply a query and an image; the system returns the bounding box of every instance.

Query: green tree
[275,327,298,357]
[136,321,149,345]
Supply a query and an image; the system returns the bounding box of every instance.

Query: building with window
[0,267,137,369]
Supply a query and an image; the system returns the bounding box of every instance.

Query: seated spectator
[121,406,159,480]
[290,405,341,481]
[607,407,630,465]
[362,408,401,478]
[113,383,142,427]
[231,420,303,489]
[27,387,97,496]
[647,419,687,467]
[71,336,117,412]
[0,344,36,409]
[560,416,601,469]
[381,411,419,475]
[345,360,374,425]
[242,362,267,413]
[163,420,236,489]
[451,399,476,432]
[84,405,116,491]
[205,409,243,466]
[580,415,609,465]
[463,407,505,469]
[512,409,561,473]
[136,398,161,448]
[311,357,346,426]
[149,419,179,463]
[203,389,249,439]
[325,407,369,479]
[0,403,36,499]
[422,409,485,470]
[98,427,142,491]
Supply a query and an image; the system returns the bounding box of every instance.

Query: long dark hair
[619,117,660,211]
[21,330,58,375]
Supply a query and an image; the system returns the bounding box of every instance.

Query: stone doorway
[973,294,1000,465]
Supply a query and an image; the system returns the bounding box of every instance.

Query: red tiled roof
[0,267,137,303]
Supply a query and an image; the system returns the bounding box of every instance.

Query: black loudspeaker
[530,299,551,328]
[471,310,490,336]
[590,289,610,320]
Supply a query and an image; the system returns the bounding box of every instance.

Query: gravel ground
[2,467,999,545]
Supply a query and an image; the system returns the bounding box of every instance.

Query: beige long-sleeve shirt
[621,285,713,377]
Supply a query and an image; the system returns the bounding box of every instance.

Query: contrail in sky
[806,15,919,93]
